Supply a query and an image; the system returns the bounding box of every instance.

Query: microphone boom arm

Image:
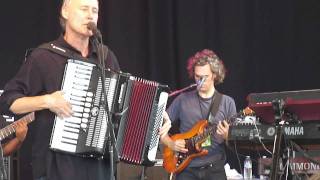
[169,84,197,97]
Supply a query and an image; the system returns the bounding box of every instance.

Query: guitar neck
[194,111,244,142]
[0,112,35,141]
[192,107,254,144]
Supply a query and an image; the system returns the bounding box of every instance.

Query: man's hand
[168,139,188,153]
[44,91,73,118]
[159,111,172,139]
[216,120,229,140]
[14,120,28,142]
[159,111,188,153]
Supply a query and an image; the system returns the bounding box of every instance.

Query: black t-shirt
[0,36,120,180]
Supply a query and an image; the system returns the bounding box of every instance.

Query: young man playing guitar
[161,49,237,180]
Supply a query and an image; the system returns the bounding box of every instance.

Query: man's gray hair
[59,0,72,31]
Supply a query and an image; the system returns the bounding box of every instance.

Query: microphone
[196,76,207,90]
[87,22,102,38]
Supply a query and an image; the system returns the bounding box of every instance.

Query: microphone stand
[169,77,206,97]
[91,32,118,180]
[169,84,197,97]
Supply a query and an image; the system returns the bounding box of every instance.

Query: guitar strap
[207,91,223,124]
[206,91,228,163]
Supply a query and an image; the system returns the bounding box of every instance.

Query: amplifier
[2,156,14,180]
[117,160,168,180]
[258,150,320,175]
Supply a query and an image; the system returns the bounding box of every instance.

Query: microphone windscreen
[87,22,97,33]
[196,76,206,90]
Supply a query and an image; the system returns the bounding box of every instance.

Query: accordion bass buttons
[83,113,89,118]
[86,97,93,102]
[81,123,87,129]
[82,118,88,123]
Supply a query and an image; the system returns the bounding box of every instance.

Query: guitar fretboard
[191,107,253,144]
[0,112,35,141]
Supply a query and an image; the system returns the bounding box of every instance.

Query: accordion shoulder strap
[37,43,88,61]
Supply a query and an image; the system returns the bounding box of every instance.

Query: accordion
[116,76,168,165]
[50,59,168,165]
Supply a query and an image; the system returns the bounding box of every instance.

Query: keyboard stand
[270,99,292,180]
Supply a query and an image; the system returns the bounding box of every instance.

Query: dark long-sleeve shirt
[0,36,120,180]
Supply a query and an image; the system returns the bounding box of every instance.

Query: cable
[232,140,243,176]
[252,121,272,155]
[285,148,290,180]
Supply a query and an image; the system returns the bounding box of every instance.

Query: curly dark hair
[187,49,226,85]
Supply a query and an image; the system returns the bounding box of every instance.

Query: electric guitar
[0,112,35,141]
[162,107,253,173]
